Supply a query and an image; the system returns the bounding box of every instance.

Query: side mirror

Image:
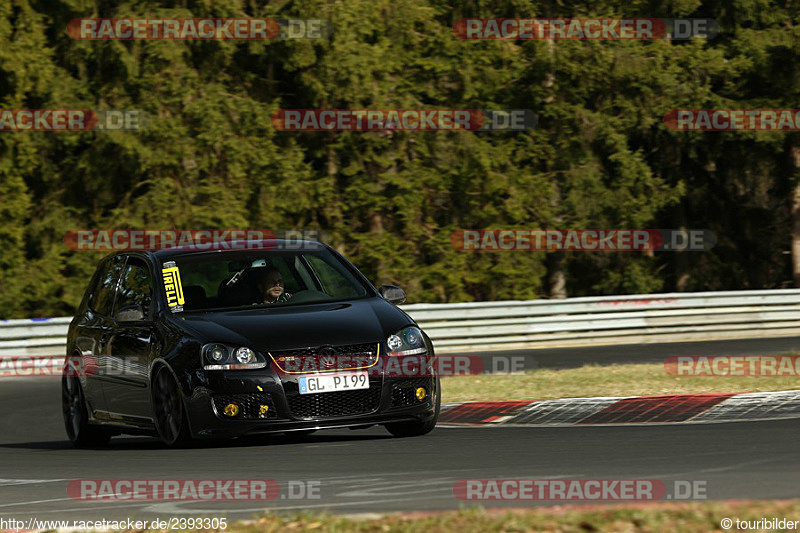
[379,285,406,305]
[115,305,146,323]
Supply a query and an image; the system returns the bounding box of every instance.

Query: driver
[256,267,293,304]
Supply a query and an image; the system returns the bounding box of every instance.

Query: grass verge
[160,501,800,532]
[440,362,800,403]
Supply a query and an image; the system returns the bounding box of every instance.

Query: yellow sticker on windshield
[162,261,185,313]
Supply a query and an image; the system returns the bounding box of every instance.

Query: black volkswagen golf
[63,240,440,447]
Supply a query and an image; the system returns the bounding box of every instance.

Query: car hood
[172,297,413,351]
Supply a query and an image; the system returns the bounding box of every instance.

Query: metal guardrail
[4,290,800,356]
[0,317,73,356]
[403,290,800,352]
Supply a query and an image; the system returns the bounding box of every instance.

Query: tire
[385,382,441,438]
[152,367,193,447]
[62,375,112,448]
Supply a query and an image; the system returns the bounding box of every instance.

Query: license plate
[298,372,369,395]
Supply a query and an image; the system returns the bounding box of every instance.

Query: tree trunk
[792,187,800,287]
[791,144,800,287]
[548,252,567,298]
[675,201,690,291]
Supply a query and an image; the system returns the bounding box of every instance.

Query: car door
[103,255,157,423]
[79,254,126,417]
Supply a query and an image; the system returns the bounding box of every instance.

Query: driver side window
[114,258,153,321]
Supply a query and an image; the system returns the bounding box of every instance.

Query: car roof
[150,239,326,260]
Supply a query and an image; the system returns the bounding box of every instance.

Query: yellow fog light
[415,387,427,401]
[223,403,240,417]
[259,405,270,418]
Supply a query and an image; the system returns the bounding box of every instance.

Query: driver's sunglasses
[267,278,284,286]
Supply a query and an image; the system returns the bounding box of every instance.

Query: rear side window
[114,258,154,319]
[90,255,125,316]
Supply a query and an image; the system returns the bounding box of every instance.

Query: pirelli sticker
[162,261,185,313]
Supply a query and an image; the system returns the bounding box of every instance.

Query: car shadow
[0,440,78,450]
[223,432,395,449]
[0,432,395,451]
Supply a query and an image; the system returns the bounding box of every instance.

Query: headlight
[386,326,427,356]
[387,335,403,352]
[208,344,228,363]
[235,347,255,364]
[201,343,266,370]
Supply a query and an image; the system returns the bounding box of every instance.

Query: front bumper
[181,369,438,439]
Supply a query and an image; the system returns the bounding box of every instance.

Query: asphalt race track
[0,339,798,521]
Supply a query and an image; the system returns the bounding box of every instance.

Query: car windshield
[160,247,370,312]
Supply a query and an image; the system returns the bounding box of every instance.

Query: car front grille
[271,343,378,357]
[284,378,382,419]
[212,393,278,420]
[270,343,380,373]
[391,378,433,407]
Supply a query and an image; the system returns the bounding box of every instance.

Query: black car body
[63,240,440,447]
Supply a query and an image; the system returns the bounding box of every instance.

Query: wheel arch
[149,359,196,436]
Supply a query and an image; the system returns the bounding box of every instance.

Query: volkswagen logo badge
[319,346,337,368]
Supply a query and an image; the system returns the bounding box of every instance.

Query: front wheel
[62,375,112,448]
[152,367,193,447]
[385,383,441,438]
